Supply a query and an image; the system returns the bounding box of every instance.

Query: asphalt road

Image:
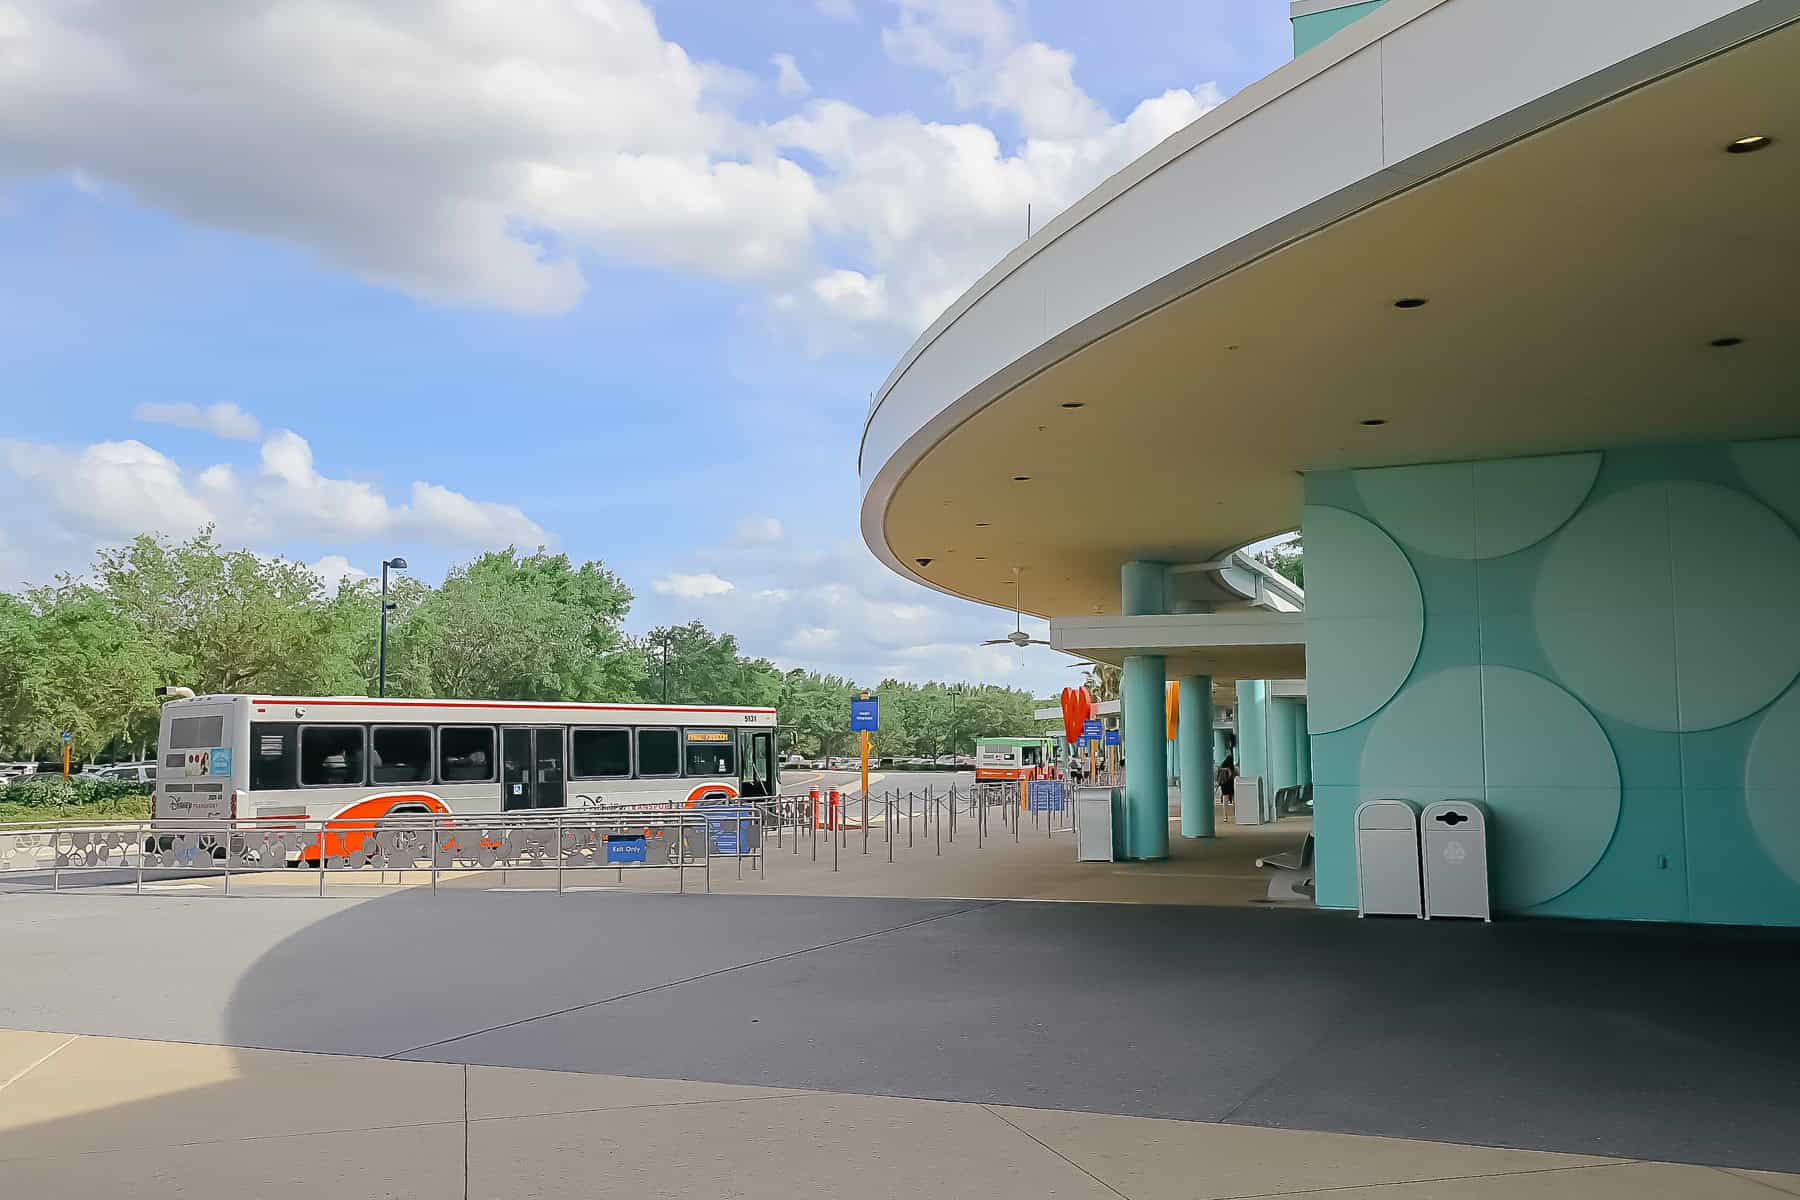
[1,889,1796,1173]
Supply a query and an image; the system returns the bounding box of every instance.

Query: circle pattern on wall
[1536,481,1800,732]
[1745,684,1800,886]
[1355,453,1599,560]
[1729,438,1800,528]
[1361,666,1620,909]
[1301,505,1423,734]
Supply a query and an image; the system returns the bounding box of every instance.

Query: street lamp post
[378,556,408,697]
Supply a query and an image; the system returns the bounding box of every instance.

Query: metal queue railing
[0,806,761,895]
[1,775,1082,895]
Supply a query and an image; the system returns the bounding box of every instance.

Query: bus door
[502,727,567,810]
[739,729,775,798]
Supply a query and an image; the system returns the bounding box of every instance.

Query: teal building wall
[1303,440,1800,926]
[1292,1,1388,56]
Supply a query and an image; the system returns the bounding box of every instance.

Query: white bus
[154,694,779,858]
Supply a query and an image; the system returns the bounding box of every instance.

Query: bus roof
[973,736,1054,746]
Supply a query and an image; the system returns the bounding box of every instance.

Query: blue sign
[604,835,647,864]
[1027,780,1066,812]
[850,697,880,731]
[60,730,73,744]
[209,747,233,776]
[1104,729,1120,746]
[701,804,758,856]
[1082,719,1102,739]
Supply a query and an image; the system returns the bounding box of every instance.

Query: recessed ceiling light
[1710,336,1744,347]
[1060,402,1085,409]
[1012,475,1030,482]
[1726,135,1773,154]
[1361,418,1388,427]
[1393,297,1428,309]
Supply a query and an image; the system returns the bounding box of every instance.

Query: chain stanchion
[908,790,914,849]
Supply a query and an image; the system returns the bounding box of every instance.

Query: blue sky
[0,0,1290,697]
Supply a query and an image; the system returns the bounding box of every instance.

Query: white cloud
[0,428,550,554]
[653,572,735,599]
[640,532,1069,692]
[771,52,809,99]
[306,554,369,592]
[734,515,784,545]
[134,401,262,441]
[783,625,840,654]
[0,0,1223,342]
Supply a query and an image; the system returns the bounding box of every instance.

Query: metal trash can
[1422,799,1491,921]
[1355,798,1422,918]
[1075,786,1117,862]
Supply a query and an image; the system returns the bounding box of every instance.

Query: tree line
[0,530,1043,762]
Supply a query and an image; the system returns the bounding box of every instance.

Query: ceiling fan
[982,567,1050,649]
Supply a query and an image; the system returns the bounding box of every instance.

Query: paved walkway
[4,1028,1794,1199]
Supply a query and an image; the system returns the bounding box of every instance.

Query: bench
[1255,832,1316,902]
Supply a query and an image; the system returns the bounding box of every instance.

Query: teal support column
[1120,560,1170,860]
[1120,560,1169,616]
[1235,680,1268,789]
[1268,698,1302,795]
[1167,737,1179,785]
[1213,728,1227,763]
[1293,699,1312,787]
[1178,674,1214,838]
[1122,655,1170,859]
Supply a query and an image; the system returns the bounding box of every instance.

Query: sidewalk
[4,1028,1791,1199]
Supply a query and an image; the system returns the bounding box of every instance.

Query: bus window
[1022,744,1042,767]
[636,728,680,777]
[438,726,495,782]
[250,723,298,791]
[300,725,366,787]
[371,725,432,784]
[169,714,224,750]
[572,728,631,778]
[684,729,736,776]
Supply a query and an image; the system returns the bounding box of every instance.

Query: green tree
[638,621,782,707]
[1256,537,1303,587]
[91,529,366,696]
[388,549,643,701]
[0,584,165,760]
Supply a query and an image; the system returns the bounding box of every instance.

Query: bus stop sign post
[61,730,72,779]
[850,694,879,842]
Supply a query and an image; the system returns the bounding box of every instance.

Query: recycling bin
[1422,799,1491,921]
[1355,798,1422,918]
[1234,776,1264,826]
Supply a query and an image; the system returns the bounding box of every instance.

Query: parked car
[86,762,157,785]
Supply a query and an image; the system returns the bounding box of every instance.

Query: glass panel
[502,728,532,810]
[534,727,566,808]
[371,726,432,784]
[571,728,631,778]
[684,729,736,777]
[250,723,298,791]
[299,725,365,787]
[637,728,679,777]
[169,715,224,749]
[439,726,495,782]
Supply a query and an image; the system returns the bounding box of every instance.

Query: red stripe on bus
[250,698,774,714]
